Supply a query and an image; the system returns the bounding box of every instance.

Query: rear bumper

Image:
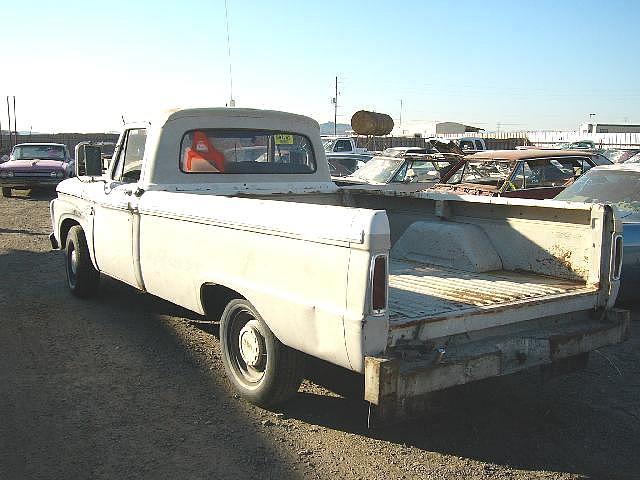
[365,308,630,424]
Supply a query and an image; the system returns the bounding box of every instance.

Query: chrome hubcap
[70,248,78,275]
[238,322,264,368]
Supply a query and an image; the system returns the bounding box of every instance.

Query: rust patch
[548,320,630,358]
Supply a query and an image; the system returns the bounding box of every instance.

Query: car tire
[65,225,100,298]
[2,187,11,197]
[220,299,304,407]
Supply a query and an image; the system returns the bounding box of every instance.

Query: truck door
[88,128,146,288]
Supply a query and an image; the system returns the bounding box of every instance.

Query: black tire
[2,187,11,197]
[65,225,100,298]
[220,299,304,407]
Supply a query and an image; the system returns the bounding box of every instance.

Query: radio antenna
[224,0,235,107]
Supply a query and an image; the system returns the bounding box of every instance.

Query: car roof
[466,149,598,161]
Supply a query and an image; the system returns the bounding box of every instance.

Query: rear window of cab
[179,129,316,174]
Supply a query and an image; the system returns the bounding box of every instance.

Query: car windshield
[556,169,640,214]
[391,159,454,183]
[323,139,335,152]
[12,145,66,161]
[379,148,428,158]
[600,149,640,163]
[626,152,640,164]
[349,157,404,183]
[446,160,513,185]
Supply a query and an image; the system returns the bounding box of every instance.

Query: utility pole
[334,76,338,135]
[399,99,403,130]
[13,96,16,144]
[6,97,12,150]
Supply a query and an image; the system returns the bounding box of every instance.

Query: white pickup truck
[50,108,629,423]
[322,136,366,155]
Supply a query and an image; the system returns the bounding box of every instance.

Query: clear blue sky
[4,0,639,133]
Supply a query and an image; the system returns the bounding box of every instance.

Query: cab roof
[158,107,320,130]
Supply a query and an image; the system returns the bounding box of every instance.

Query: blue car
[555,164,640,303]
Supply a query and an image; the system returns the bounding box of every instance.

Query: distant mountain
[319,122,351,135]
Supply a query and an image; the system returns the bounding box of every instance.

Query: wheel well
[60,218,81,247]
[200,284,245,321]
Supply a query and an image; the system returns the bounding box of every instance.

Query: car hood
[0,159,68,171]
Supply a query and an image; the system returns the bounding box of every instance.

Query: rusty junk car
[429,149,611,199]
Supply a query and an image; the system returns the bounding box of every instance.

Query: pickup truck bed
[388,260,597,342]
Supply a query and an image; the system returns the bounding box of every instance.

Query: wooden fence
[355,135,531,151]
[0,133,119,157]
[438,130,640,149]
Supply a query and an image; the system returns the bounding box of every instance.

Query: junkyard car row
[39,107,631,423]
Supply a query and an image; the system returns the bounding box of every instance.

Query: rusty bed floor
[388,259,598,327]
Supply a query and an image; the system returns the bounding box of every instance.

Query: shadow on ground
[0,248,301,479]
[2,245,638,480]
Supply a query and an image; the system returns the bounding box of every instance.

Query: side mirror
[75,144,102,177]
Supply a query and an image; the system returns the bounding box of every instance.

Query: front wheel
[2,187,11,197]
[65,225,100,298]
[220,299,304,407]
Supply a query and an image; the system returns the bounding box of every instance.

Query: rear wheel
[220,299,304,407]
[65,225,100,298]
[2,187,11,197]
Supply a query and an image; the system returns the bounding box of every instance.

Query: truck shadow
[0,248,304,480]
[284,337,640,480]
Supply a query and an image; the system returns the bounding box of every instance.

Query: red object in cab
[184,131,225,172]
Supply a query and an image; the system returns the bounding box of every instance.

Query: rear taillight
[371,255,387,313]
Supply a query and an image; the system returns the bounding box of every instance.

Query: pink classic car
[0,143,74,197]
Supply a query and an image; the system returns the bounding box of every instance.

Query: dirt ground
[1,190,639,480]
